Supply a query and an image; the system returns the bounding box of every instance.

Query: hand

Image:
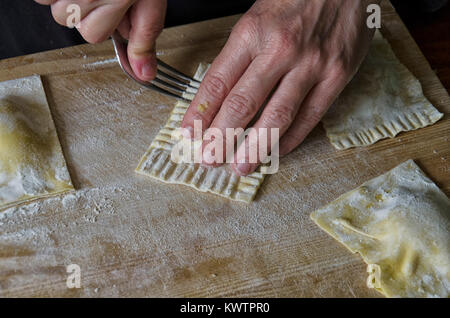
[35,0,167,81]
[181,0,376,175]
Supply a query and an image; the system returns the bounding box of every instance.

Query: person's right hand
[34,0,167,81]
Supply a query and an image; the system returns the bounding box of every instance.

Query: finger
[180,22,254,139]
[117,11,131,39]
[75,1,134,43]
[232,66,316,176]
[128,0,167,81]
[202,55,289,166]
[278,72,349,156]
[34,0,57,5]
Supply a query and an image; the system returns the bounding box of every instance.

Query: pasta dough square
[322,30,443,150]
[0,75,74,211]
[136,63,265,203]
[311,160,450,297]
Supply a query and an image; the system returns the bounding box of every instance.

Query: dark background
[391,0,450,90]
[0,0,256,60]
[0,0,449,89]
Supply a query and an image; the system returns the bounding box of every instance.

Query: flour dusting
[83,58,118,70]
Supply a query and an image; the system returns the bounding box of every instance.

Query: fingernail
[181,126,194,139]
[236,163,252,176]
[140,63,152,80]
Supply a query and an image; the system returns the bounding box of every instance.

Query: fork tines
[112,31,202,103]
[152,59,201,102]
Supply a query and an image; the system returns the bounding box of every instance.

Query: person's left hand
[181,0,376,175]
[34,0,167,82]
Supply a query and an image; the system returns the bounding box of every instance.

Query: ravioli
[0,76,74,211]
[136,63,265,203]
[311,160,450,297]
[322,30,443,150]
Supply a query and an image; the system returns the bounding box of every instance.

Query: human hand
[181,0,377,175]
[35,0,167,81]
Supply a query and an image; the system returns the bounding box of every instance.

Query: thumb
[128,0,167,81]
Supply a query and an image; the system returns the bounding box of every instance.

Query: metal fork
[111,31,201,102]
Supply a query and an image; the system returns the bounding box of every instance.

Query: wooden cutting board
[0,0,448,297]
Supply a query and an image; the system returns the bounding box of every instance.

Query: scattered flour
[83,58,118,70]
[20,166,51,196]
[0,202,40,224]
[54,163,71,182]
[0,181,137,230]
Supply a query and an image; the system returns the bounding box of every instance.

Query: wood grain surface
[0,0,448,297]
